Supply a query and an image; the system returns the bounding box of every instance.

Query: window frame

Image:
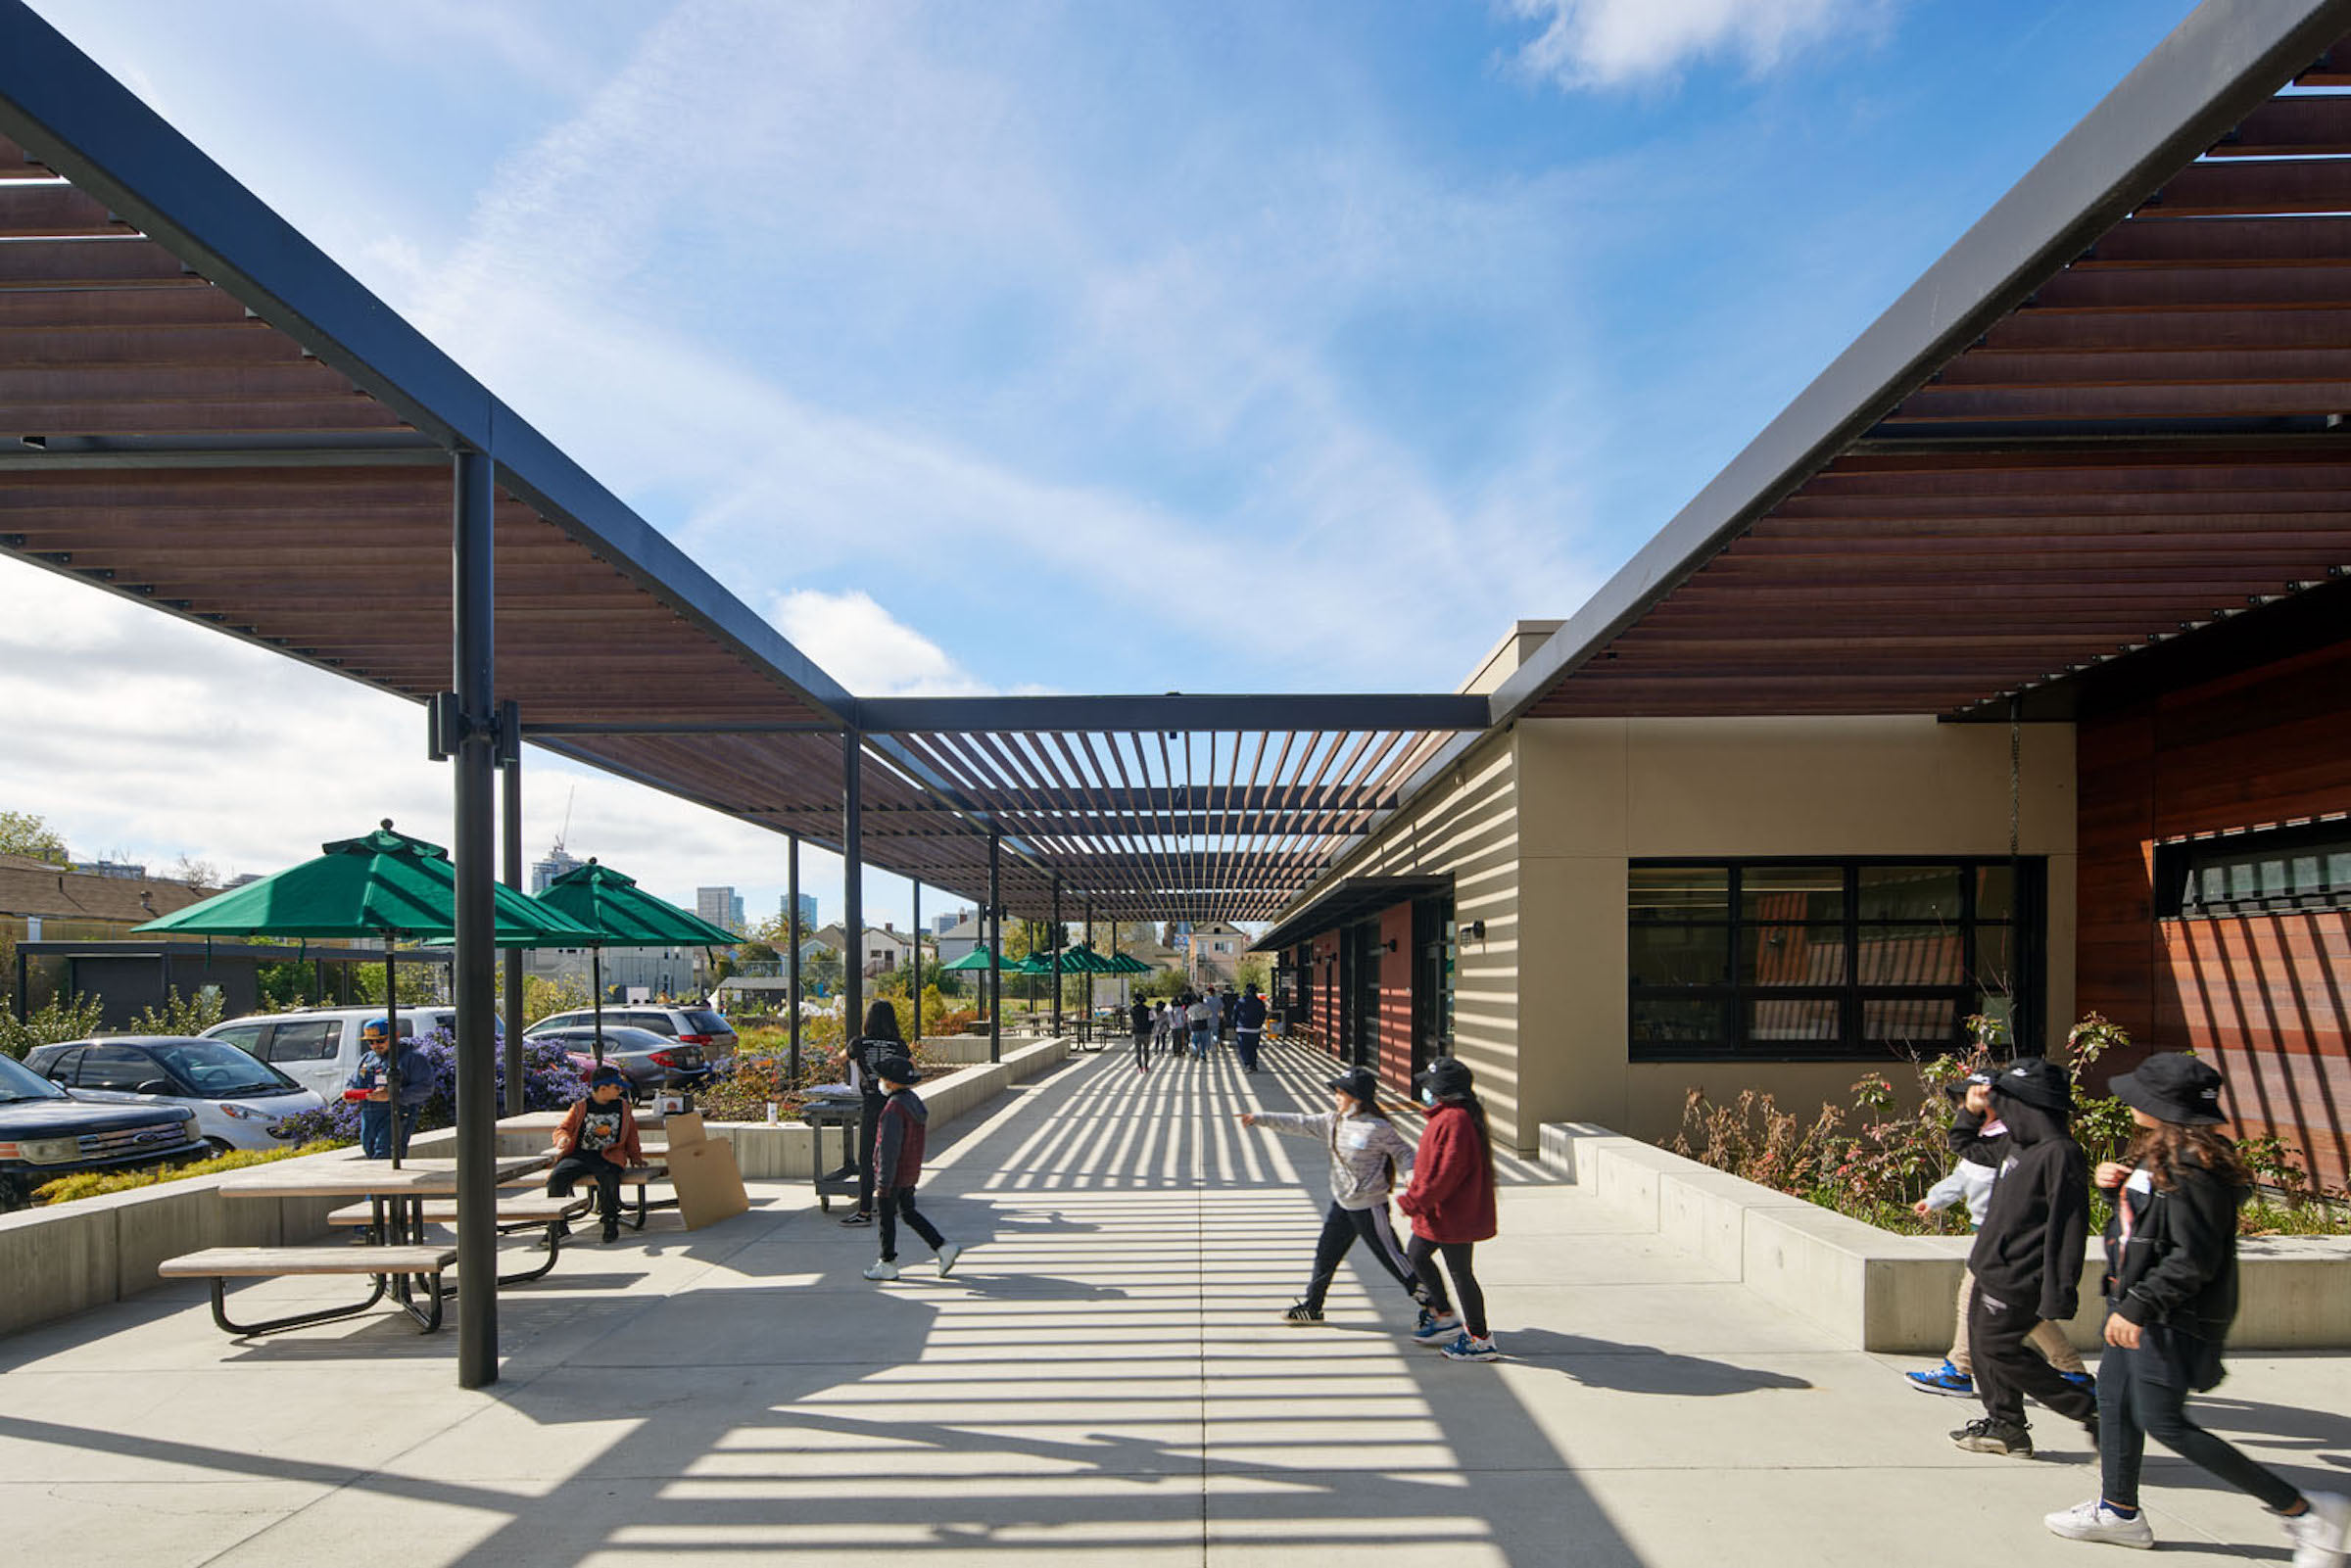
[1628,856,2042,1063]
[2154,819,2351,919]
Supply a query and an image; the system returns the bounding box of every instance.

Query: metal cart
[799,1092,866,1213]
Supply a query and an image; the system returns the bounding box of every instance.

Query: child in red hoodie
[1397,1056,1500,1361]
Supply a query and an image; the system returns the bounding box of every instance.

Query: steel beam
[450,448,499,1390]
[858,693,1492,735]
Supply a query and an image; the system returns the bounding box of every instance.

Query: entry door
[1343,923,1381,1069]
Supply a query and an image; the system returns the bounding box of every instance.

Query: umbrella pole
[592,948,605,1066]
[385,937,403,1171]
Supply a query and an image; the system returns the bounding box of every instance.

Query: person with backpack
[2043,1053,2349,1561]
[1232,983,1269,1072]
[1397,1056,1500,1361]
[1184,992,1213,1059]
[861,1050,962,1282]
[1237,1067,1424,1325]
[1950,1057,2098,1458]
[1906,1069,2094,1401]
[839,1000,902,1229]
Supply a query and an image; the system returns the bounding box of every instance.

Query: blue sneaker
[2059,1370,2095,1397]
[1441,1330,1500,1362]
[1906,1359,1975,1398]
[1412,1307,1461,1345]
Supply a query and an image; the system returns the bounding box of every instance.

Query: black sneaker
[600,1220,620,1244]
[1950,1416,2033,1457]
[839,1212,874,1227]
[1281,1301,1325,1325]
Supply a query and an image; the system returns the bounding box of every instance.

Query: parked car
[24,1036,324,1155]
[0,1051,205,1211]
[526,1005,737,1062]
[201,1006,498,1108]
[527,1023,711,1099]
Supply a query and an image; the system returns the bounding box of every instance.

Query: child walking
[2044,1052,2349,1561]
[1906,1069,2094,1400]
[1236,1067,1424,1325]
[1951,1057,2098,1458]
[862,1051,963,1282]
[1397,1056,1500,1362]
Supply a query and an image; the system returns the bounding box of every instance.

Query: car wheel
[205,1138,236,1160]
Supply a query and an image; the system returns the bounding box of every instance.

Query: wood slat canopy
[1505,3,2351,725]
[0,31,1481,924]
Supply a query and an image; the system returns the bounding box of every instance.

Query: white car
[24,1036,325,1154]
[201,1006,491,1108]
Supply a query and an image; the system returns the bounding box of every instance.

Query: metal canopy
[1250,876,1447,955]
[1495,0,2351,725]
[0,1,1485,926]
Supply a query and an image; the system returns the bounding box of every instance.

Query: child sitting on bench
[548,1065,644,1243]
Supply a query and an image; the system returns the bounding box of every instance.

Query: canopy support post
[451,445,500,1391]
[910,879,921,1044]
[986,832,1001,1066]
[1051,879,1063,1038]
[842,729,864,1047]
[788,832,802,1089]
[500,701,523,1116]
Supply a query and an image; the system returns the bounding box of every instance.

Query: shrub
[0,993,105,1061]
[124,985,224,1037]
[1671,1014,2348,1237]
[270,1029,586,1144]
[34,1139,345,1206]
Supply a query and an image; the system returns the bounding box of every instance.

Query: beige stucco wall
[1513,715,2078,1150]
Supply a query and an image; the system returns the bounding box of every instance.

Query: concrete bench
[159,1245,456,1336]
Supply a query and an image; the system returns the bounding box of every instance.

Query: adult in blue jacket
[347,1018,433,1160]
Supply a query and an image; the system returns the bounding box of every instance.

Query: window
[77,1043,162,1091]
[2156,820,2351,918]
[1629,859,2040,1061]
[210,1023,264,1057]
[264,1020,340,1063]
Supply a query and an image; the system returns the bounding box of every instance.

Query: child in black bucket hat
[2044,1051,2348,1561]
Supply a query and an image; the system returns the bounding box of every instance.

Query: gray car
[529,1024,710,1099]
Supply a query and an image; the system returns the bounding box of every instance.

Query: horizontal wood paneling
[2078,641,2351,1189]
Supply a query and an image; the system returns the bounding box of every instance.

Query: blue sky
[2,0,2198,927]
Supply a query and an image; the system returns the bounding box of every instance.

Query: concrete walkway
[4,1041,2347,1566]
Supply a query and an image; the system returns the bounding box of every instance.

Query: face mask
[1419,1086,1436,1107]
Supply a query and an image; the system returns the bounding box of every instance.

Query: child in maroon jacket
[862,1052,963,1281]
[1397,1056,1500,1361]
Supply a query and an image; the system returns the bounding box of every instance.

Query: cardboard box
[668,1135,747,1229]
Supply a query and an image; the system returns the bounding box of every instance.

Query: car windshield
[0,1053,68,1103]
[148,1039,299,1097]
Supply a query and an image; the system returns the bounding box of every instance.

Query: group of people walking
[1897,1051,2348,1563]
[1130,982,1269,1070]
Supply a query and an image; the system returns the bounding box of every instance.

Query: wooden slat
[158,1245,456,1277]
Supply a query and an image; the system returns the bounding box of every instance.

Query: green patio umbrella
[531,858,740,1064]
[999,950,1054,1018]
[135,821,594,1166]
[938,946,1000,973]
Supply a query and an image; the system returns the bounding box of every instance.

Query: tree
[168,854,220,890]
[1234,954,1271,995]
[0,810,69,866]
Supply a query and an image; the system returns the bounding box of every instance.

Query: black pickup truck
[0,1050,204,1210]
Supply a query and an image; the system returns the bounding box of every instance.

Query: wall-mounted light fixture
[1468,919,1487,940]
[1385,937,1400,953]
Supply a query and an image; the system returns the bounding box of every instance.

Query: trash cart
[799,1090,865,1213]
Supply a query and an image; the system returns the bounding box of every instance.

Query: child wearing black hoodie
[1951,1055,2098,1459]
[2043,1052,2349,1562]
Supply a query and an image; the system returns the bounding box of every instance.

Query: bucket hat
[1415,1057,1474,1100]
[1324,1067,1380,1105]
[1988,1056,2073,1117]
[2108,1052,2227,1126]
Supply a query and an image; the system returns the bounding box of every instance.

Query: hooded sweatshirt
[2105,1148,2246,1350]
[1965,1093,2089,1322]
[1931,1105,2013,1227]
[872,1084,930,1188]
[1252,1109,1416,1210]
[1396,1101,1498,1244]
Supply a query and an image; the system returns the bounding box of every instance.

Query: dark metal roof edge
[1251,874,1448,953]
[0,1,857,725]
[1487,0,2351,729]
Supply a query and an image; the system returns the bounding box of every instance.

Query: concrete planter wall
[1,1038,1074,1343]
[1541,1122,2351,1354]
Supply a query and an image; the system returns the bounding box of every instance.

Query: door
[1343,923,1381,1069]
[1411,896,1455,1080]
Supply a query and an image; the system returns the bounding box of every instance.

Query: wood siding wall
[2077,642,2351,1190]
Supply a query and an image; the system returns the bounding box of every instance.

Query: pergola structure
[10,0,2351,1384]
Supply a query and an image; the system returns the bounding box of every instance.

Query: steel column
[500,699,522,1117]
[1050,880,1063,1037]
[450,447,499,1390]
[841,730,863,1045]
[787,832,802,1088]
[986,832,1001,1065]
[911,879,921,1043]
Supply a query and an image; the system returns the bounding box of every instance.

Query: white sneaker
[936,1242,963,1276]
[2286,1491,2351,1568]
[2043,1498,2153,1549]
[862,1259,900,1281]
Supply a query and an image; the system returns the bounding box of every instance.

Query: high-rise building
[784,891,818,931]
[530,841,584,894]
[696,885,743,933]
[932,906,971,936]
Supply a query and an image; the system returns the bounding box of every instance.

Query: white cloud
[767,590,990,697]
[1504,0,1887,89]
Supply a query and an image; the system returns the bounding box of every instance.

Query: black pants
[1302,1202,1422,1311]
[1133,1028,1152,1067]
[879,1184,946,1262]
[1969,1290,2098,1430]
[1235,1029,1262,1070]
[2099,1321,2298,1511]
[546,1153,621,1224]
[854,1088,886,1214]
[1408,1234,1486,1337]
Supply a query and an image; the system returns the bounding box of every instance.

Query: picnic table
[173,1153,560,1336]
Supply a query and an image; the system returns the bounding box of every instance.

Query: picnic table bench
[328,1192,591,1284]
[159,1245,456,1336]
